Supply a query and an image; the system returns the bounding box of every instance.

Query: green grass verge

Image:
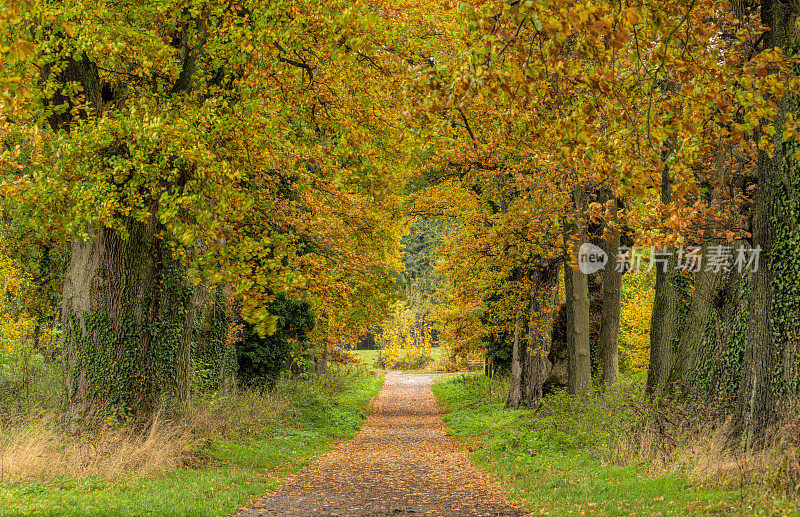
[0,369,383,517]
[432,374,754,517]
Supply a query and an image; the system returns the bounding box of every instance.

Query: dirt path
[236,372,525,516]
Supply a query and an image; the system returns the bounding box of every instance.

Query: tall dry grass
[0,365,364,482]
[599,388,800,504]
[671,419,800,500]
[0,412,188,482]
[0,387,295,482]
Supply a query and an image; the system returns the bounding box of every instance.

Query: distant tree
[397,218,445,346]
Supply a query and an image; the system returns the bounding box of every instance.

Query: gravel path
[236,372,525,516]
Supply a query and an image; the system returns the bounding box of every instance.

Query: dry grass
[607,398,800,504]
[529,377,800,506]
[0,364,375,484]
[0,388,294,482]
[670,419,800,499]
[0,412,188,482]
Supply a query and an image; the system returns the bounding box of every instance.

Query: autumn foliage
[0,0,798,456]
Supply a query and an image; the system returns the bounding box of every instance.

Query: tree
[646,158,684,396]
[522,259,560,408]
[416,0,800,436]
[397,217,446,347]
[598,196,623,385]
[730,0,800,448]
[565,186,592,396]
[1,0,409,420]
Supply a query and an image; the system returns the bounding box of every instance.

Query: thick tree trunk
[647,257,682,396]
[734,190,779,448]
[599,202,622,385]
[667,242,726,389]
[44,55,102,131]
[523,260,560,408]
[668,151,737,395]
[566,265,591,395]
[565,187,591,395]
[665,263,748,408]
[731,0,800,449]
[52,20,212,424]
[61,217,191,423]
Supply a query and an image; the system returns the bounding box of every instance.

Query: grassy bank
[432,374,800,516]
[0,366,383,516]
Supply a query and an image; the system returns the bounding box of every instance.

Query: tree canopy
[1,0,799,446]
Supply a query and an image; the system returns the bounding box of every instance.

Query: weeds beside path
[0,368,382,516]
[432,374,797,517]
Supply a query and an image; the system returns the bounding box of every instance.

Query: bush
[0,340,62,421]
[375,343,433,370]
[235,294,315,386]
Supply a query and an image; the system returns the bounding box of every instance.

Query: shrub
[0,321,62,421]
[235,294,314,386]
[375,342,433,370]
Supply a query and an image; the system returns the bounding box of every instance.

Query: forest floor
[237,372,524,516]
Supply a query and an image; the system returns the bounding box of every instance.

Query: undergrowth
[433,374,800,516]
[0,365,383,516]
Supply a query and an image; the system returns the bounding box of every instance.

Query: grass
[352,349,380,372]
[351,347,454,373]
[0,366,383,516]
[432,374,769,517]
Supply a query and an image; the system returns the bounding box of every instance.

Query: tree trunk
[523,260,560,408]
[668,152,738,397]
[647,158,683,396]
[61,217,191,424]
[565,186,591,395]
[506,317,525,408]
[176,282,209,413]
[175,292,194,414]
[599,201,622,386]
[731,0,800,448]
[667,242,726,389]
[316,342,329,376]
[647,257,682,396]
[218,286,238,393]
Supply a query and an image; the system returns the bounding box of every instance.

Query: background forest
[1,0,800,514]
